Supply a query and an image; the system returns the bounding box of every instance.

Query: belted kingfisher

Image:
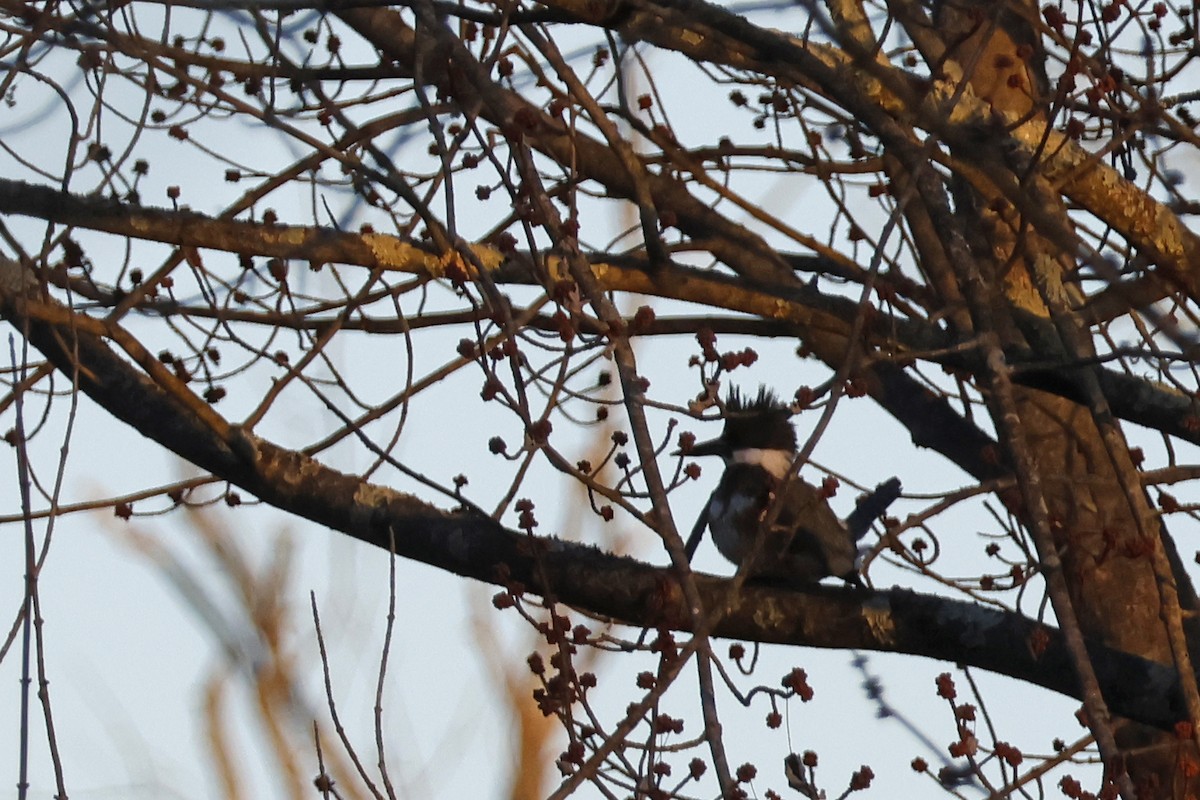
[682,388,901,585]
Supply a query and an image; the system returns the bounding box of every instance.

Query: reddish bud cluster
[538,615,572,647]
[559,740,585,769]
[515,498,537,530]
[653,714,683,734]
[1059,775,1086,799]
[630,305,656,334]
[849,766,874,791]
[481,376,502,401]
[696,328,719,362]
[936,672,957,700]
[782,668,814,701]
[820,476,839,498]
[721,348,758,371]
[650,630,678,660]
[994,741,1023,767]
[735,763,757,783]
[528,419,552,445]
[1043,5,1066,32]
[947,733,977,758]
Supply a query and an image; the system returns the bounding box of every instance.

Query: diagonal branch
[0,255,1190,736]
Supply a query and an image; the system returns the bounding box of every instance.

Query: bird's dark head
[688,387,797,464]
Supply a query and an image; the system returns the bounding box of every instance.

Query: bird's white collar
[730,448,795,480]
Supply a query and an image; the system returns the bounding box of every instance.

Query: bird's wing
[684,494,713,561]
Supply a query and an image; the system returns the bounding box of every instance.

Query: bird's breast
[707,465,775,565]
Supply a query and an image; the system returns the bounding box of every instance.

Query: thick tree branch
[6,177,1196,462]
[534,0,1200,304]
[0,256,1188,734]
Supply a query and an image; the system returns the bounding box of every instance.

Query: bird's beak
[675,436,727,458]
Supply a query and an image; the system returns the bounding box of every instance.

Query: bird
[681,387,901,586]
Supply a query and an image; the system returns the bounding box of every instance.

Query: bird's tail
[844,477,901,540]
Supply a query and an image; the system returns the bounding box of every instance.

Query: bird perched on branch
[681,387,901,586]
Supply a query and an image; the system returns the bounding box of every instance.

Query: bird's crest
[725,385,787,415]
[720,386,796,451]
